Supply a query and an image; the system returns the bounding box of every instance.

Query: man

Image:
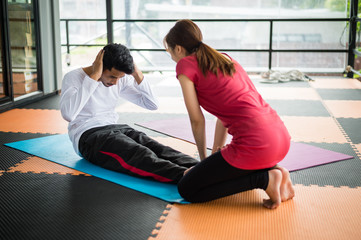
[60,43,198,183]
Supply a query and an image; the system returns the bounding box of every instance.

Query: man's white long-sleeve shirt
[60,68,158,155]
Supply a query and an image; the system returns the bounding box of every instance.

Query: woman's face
[166,45,186,63]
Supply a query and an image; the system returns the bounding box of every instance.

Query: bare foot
[263,169,282,209]
[275,165,295,202]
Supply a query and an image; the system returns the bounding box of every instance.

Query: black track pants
[79,125,199,183]
[178,151,270,203]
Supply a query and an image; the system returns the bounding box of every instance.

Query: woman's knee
[178,177,194,201]
[178,176,204,203]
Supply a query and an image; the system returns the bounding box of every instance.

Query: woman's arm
[212,118,228,154]
[178,74,207,160]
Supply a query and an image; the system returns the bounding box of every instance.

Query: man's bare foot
[263,169,282,209]
[275,165,295,202]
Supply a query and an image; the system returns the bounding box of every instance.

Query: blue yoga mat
[5,134,186,204]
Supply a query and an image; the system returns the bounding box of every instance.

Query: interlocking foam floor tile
[7,156,90,176]
[255,87,319,100]
[281,116,348,143]
[21,94,61,110]
[1,172,168,240]
[310,78,361,89]
[337,118,361,144]
[289,143,361,188]
[0,132,53,170]
[323,100,361,118]
[267,100,330,116]
[0,109,67,134]
[317,89,361,100]
[354,144,361,158]
[150,185,361,240]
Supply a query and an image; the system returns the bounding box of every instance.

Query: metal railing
[61,17,350,71]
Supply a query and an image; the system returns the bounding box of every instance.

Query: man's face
[99,68,126,87]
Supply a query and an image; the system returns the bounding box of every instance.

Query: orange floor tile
[0,109,67,134]
[323,100,361,118]
[8,156,90,176]
[280,116,348,143]
[310,78,361,89]
[150,185,361,240]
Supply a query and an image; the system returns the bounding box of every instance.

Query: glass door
[8,0,40,99]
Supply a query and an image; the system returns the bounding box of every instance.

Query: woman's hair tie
[190,41,202,53]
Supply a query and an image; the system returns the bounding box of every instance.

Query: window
[60,0,350,73]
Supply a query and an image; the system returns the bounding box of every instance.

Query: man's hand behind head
[132,63,144,84]
[89,49,104,81]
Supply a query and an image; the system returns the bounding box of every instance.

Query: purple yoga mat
[136,118,354,171]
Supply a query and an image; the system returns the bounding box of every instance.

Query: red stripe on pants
[100,151,173,182]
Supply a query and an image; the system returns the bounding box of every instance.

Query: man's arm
[119,63,159,110]
[60,50,103,122]
[131,63,144,85]
[60,72,99,122]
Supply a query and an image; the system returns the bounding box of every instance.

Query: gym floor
[1,73,361,239]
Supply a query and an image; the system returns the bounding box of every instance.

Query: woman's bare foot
[275,165,295,202]
[263,169,282,209]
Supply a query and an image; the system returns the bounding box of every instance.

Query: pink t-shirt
[176,55,291,170]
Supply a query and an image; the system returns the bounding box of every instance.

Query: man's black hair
[103,43,134,74]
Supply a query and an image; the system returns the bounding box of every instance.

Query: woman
[164,19,295,209]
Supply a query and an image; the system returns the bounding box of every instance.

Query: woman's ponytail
[196,42,235,77]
